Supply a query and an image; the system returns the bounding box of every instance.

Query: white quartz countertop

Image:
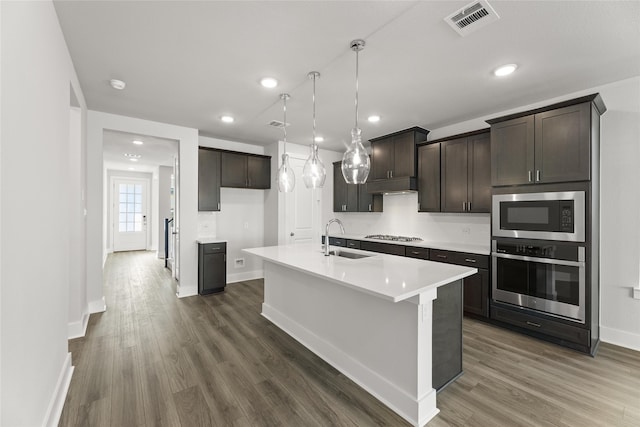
[243,243,476,303]
[330,234,490,256]
[196,237,228,244]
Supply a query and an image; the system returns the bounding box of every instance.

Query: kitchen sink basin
[328,250,373,259]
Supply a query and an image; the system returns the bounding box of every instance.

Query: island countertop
[243,243,476,303]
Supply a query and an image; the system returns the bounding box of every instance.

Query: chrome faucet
[324,218,345,256]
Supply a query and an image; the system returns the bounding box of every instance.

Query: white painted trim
[601,326,640,351]
[227,269,264,284]
[42,353,74,427]
[67,311,90,339]
[88,296,106,314]
[262,303,438,427]
[176,284,198,298]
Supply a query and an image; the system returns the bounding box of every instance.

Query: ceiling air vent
[445,0,500,37]
[268,120,289,128]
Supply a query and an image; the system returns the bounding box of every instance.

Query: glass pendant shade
[342,39,370,185]
[341,127,370,184]
[303,144,326,188]
[277,153,295,192]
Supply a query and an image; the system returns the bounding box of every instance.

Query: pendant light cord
[312,75,317,144]
[282,94,288,153]
[354,48,359,129]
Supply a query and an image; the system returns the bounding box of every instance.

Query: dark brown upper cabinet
[369,127,429,180]
[198,147,221,211]
[220,151,271,189]
[417,142,441,212]
[488,94,606,187]
[440,131,491,213]
[333,161,382,212]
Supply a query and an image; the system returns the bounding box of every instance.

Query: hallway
[59,251,406,426]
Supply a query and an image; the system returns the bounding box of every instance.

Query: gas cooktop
[364,234,423,242]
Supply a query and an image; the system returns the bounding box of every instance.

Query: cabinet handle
[390,170,393,178]
[526,321,541,328]
[368,204,372,212]
[536,170,541,182]
[528,170,532,182]
[436,254,447,259]
[411,251,421,255]
[217,202,221,210]
[464,258,477,263]
[468,201,471,211]
[463,202,466,211]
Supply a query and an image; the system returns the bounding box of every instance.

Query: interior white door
[173,155,180,280]
[285,157,317,244]
[113,178,148,251]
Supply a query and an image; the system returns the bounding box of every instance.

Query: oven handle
[491,252,585,268]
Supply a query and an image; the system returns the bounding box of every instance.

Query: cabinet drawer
[452,252,489,269]
[202,242,226,254]
[430,249,456,264]
[360,241,405,256]
[491,304,590,346]
[346,240,361,249]
[329,237,347,247]
[405,247,430,260]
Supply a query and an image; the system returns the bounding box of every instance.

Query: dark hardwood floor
[60,251,640,426]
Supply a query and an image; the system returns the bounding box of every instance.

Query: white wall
[87,111,199,299]
[1,1,86,425]
[422,76,640,350]
[198,136,266,282]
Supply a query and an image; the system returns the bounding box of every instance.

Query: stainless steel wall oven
[492,239,586,323]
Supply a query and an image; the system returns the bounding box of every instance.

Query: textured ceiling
[55,1,640,153]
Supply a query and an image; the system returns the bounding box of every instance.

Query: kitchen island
[243,243,476,427]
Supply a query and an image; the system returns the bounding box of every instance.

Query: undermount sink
[328,250,373,259]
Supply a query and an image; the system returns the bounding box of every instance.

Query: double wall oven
[491,191,587,323]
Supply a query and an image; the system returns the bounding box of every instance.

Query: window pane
[119,213,126,222]
[119,222,127,232]
[135,203,142,213]
[127,203,135,213]
[119,194,127,203]
[119,184,127,193]
[127,184,135,193]
[127,194,135,203]
[135,194,142,204]
[119,203,127,214]
[134,184,142,194]
[126,222,134,232]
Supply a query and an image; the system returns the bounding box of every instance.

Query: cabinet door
[333,162,346,212]
[468,132,491,213]
[202,252,226,293]
[357,187,382,212]
[417,143,441,212]
[491,116,535,186]
[534,103,591,183]
[392,132,416,178]
[463,269,489,317]
[441,137,468,213]
[221,152,248,187]
[370,138,394,180]
[247,156,271,189]
[198,148,221,211]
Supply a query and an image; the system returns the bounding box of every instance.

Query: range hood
[365,177,417,194]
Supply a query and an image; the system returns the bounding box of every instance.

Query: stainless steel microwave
[492,191,585,242]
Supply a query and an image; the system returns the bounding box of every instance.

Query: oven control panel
[560,204,574,232]
[494,240,580,262]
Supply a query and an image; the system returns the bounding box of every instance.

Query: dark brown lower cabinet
[432,279,463,390]
[463,269,489,317]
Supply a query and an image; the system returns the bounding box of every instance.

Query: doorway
[284,156,321,244]
[111,177,149,251]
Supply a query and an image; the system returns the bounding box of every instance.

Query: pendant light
[276,93,295,192]
[302,71,326,189]
[341,39,370,184]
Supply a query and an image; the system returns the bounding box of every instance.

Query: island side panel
[261,261,440,427]
[432,279,463,391]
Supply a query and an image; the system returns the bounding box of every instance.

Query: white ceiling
[103,129,178,173]
[54,1,640,153]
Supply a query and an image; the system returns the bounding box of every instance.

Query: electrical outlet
[244,222,249,230]
[633,287,640,300]
[462,227,471,234]
[234,258,245,268]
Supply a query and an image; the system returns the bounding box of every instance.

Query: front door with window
[113,178,148,251]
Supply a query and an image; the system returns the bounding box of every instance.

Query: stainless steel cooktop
[364,234,423,242]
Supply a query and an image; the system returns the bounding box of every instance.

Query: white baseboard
[176,284,198,298]
[601,326,640,351]
[227,269,263,284]
[88,296,106,314]
[68,311,90,339]
[43,352,74,427]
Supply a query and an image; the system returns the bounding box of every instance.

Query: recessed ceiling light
[260,77,278,88]
[494,64,518,77]
[128,167,135,171]
[129,158,139,162]
[314,136,324,143]
[123,153,141,159]
[109,79,126,90]
[221,115,235,123]
[132,140,144,145]
[368,115,381,123]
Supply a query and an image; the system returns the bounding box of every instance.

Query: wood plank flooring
[60,251,640,426]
